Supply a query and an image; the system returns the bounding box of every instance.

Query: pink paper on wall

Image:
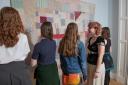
[53,34,64,39]
[40,16,47,23]
[75,11,81,21]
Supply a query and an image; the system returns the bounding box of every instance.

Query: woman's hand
[83,79,87,85]
[31,59,37,67]
[94,71,101,78]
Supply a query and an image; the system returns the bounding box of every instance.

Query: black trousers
[104,70,110,85]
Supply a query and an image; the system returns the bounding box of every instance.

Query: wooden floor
[110,79,123,85]
[32,79,123,85]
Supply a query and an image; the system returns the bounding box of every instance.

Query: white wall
[86,0,119,74]
[86,0,109,27]
[108,0,119,73]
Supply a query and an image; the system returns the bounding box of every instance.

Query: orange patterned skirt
[62,73,80,85]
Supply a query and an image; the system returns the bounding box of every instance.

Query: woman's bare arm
[31,59,37,67]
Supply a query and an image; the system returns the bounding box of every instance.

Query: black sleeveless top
[105,39,111,52]
[87,36,105,65]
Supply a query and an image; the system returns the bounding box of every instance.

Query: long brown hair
[88,21,102,35]
[0,7,24,47]
[58,22,79,56]
[41,21,53,40]
[102,27,110,39]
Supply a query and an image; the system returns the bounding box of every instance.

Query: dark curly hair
[102,27,110,39]
[0,7,24,47]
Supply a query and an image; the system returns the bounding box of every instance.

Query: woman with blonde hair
[87,21,105,85]
[0,7,32,85]
[58,22,87,85]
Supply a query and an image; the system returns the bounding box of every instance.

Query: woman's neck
[40,37,46,40]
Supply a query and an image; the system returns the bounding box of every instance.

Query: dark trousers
[0,61,32,85]
[104,70,110,85]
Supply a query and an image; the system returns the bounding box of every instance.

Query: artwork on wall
[11,0,95,76]
[11,0,95,45]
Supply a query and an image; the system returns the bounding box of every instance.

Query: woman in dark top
[87,21,105,85]
[31,22,60,85]
[102,27,114,85]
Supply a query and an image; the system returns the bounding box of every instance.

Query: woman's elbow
[31,59,37,67]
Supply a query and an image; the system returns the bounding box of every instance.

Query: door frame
[117,0,128,84]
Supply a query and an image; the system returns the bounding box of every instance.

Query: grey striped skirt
[0,61,32,85]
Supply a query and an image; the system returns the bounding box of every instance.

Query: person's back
[60,41,86,75]
[0,7,32,85]
[32,38,56,65]
[31,21,60,85]
[58,22,87,85]
[0,33,29,63]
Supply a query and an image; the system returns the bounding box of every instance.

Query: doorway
[118,0,128,84]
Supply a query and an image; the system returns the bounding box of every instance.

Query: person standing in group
[87,21,105,85]
[58,22,87,85]
[102,27,114,85]
[0,7,32,85]
[31,21,60,85]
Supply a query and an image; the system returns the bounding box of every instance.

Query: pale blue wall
[86,0,109,27]
[108,0,119,73]
[0,0,10,9]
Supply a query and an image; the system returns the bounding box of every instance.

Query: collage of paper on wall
[11,0,95,75]
[11,0,95,44]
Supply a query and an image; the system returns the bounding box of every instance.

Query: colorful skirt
[35,62,60,85]
[62,73,80,85]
